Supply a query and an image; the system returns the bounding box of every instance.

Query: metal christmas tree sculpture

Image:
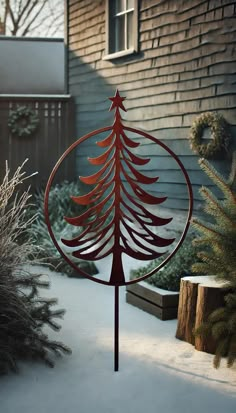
[44,90,193,371]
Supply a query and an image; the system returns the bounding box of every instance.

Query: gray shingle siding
[68,0,236,213]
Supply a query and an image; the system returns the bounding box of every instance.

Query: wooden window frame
[104,0,138,60]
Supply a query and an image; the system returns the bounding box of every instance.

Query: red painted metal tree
[61,90,175,285]
[44,90,193,371]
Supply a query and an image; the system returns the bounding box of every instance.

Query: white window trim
[104,0,138,60]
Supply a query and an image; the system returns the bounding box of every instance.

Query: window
[104,0,138,59]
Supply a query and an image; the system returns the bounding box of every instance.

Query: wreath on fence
[189,112,230,158]
[8,106,39,137]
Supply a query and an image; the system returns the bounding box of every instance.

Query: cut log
[194,284,225,353]
[175,278,200,345]
[176,276,227,354]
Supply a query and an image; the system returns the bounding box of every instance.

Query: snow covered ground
[0,264,235,413]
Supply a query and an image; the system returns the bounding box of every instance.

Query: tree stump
[176,276,226,354]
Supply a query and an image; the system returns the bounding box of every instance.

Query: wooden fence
[0,95,76,189]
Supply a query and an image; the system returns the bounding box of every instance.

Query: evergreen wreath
[8,106,39,137]
[189,112,230,159]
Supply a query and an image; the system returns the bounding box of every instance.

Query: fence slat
[0,96,76,188]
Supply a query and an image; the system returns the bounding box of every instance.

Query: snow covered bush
[0,161,71,374]
[27,180,98,277]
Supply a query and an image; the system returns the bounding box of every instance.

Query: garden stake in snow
[44,90,193,371]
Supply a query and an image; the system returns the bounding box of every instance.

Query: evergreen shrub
[28,181,98,277]
[0,162,71,374]
[192,154,236,368]
[130,235,198,291]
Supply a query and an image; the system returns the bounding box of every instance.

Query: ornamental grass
[0,160,71,374]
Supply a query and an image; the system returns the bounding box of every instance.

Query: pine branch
[199,158,236,204]
[227,335,236,367]
[191,152,236,370]
[200,187,236,227]
[192,258,227,279]
[211,321,228,340]
[208,307,228,323]
[192,218,228,242]
[214,337,230,368]
[225,293,236,309]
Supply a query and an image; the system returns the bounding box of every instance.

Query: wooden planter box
[126,281,179,321]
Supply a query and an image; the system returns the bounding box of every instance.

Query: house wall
[0,37,65,94]
[67,0,236,213]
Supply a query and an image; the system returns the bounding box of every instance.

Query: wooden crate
[126,282,179,321]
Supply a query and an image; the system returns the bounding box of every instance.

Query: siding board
[68,0,236,214]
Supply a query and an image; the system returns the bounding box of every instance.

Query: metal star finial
[109,90,127,112]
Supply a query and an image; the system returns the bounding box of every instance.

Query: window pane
[127,12,133,49]
[115,15,125,51]
[115,0,126,14]
[127,0,134,9]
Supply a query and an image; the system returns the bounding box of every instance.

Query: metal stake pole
[114,285,119,371]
